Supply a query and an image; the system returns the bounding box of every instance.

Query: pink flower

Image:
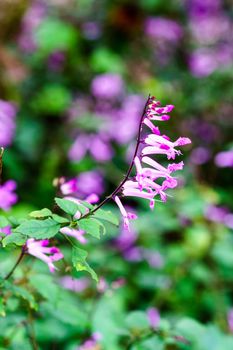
[147,307,160,329]
[0,180,18,211]
[26,239,63,273]
[215,149,233,167]
[60,227,87,244]
[113,96,191,230]
[114,196,137,230]
[60,178,78,195]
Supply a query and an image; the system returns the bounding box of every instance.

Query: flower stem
[4,245,26,280]
[81,94,150,218]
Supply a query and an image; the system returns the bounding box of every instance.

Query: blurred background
[1,0,233,349]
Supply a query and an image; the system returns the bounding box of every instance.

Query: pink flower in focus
[26,239,63,272]
[0,180,18,211]
[113,96,191,230]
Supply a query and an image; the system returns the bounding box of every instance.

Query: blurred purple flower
[144,17,183,43]
[47,51,65,71]
[0,100,17,147]
[189,48,218,77]
[188,0,222,18]
[82,21,102,40]
[18,0,47,53]
[147,307,160,329]
[228,308,233,332]
[189,46,233,77]
[78,333,102,350]
[111,95,145,144]
[215,149,233,167]
[69,133,113,162]
[189,16,231,45]
[143,250,164,268]
[91,73,124,100]
[60,276,90,292]
[77,170,104,196]
[190,147,211,165]
[0,180,18,211]
[0,225,11,236]
[204,205,229,223]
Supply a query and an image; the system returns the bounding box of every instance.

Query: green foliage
[72,247,98,281]
[35,18,77,55]
[79,218,106,238]
[15,218,60,239]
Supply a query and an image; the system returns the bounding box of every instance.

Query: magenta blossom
[145,17,183,43]
[60,276,90,292]
[60,178,78,195]
[78,332,102,350]
[26,239,63,273]
[0,180,18,211]
[0,225,11,236]
[0,100,17,147]
[114,96,191,230]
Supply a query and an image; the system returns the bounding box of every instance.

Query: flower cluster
[114,96,191,230]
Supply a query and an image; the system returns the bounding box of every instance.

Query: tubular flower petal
[113,96,191,230]
[26,239,63,272]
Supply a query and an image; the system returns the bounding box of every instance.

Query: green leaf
[79,218,106,239]
[0,297,6,317]
[2,232,26,247]
[80,201,94,210]
[125,311,150,333]
[15,218,60,239]
[55,197,84,216]
[35,18,77,55]
[5,282,38,310]
[29,208,52,218]
[0,216,9,228]
[92,209,119,226]
[72,247,98,282]
[52,214,70,224]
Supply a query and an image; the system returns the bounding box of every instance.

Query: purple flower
[60,178,79,195]
[228,309,233,332]
[69,133,113,162]
[144,17,183,43]
[78,333,102,350]
[215,149,233,167]
[91,73,124,100]
[0,225,11,236]
[77,171,104,197]
[26,239,63,273]
[60,276,90,292]
[113,96,191,230]
[60,227,87,244]
[147,307,160,329]
[81,21,102,40]
[0,180,18,211]
[190,147,211,165]
[0,100,17,147]
[47,51,65,71]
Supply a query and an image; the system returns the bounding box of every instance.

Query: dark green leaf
[15,218,60,239]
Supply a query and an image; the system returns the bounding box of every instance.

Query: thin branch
[81,94,151,218]
[4,245,26,280]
